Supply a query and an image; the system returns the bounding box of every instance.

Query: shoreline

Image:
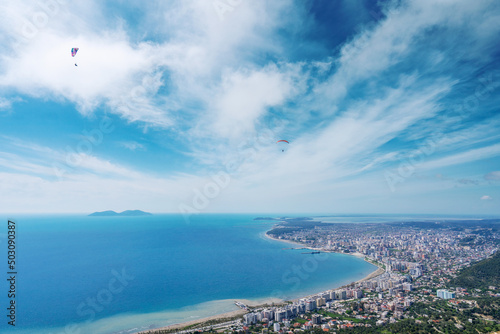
[141,229,384,333]
[137,298,284,334]
[137,309,247,333]
[263,232,385,299]
[263,231,380,266]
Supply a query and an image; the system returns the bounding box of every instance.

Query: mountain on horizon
[88,210,152,217]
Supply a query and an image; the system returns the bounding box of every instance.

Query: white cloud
[230,76,453,190]
[66,153,143,178]
[120,141,145,151]
[485,171,500,181]
[0,170,207,213]
[420,143,500,171]
[0,137,138,180]
[314,0,500,111]
[206,64,299,140]
[1,1,500,214]
[0,97,10,109]
[0,152,56,176]
[0,0,296,130]
[0,138,212,213]
[481,195,492,200]
[0,29,171,121]
[0,96,22,112]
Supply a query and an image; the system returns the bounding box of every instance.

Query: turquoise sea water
[0,214,380,334]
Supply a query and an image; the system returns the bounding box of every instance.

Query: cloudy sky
[0,0,499,214]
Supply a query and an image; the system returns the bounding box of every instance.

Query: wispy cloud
[485,171,500,181]
[0,97,13,111]
[420,143,500,171]
[1,0,500,213]
[0,137,212,213]
[119,141,145,151]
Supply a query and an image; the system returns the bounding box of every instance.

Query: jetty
[234,301,248,310]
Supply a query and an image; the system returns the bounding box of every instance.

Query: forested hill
[450,251,500,289]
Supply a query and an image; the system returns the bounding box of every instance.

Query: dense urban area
[148,217,500,334]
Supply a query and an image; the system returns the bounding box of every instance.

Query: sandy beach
[137,309,247,333]
[355,267,385,283]
[235,298,284,307]
[138,298,283,333]
[262,232,306,248]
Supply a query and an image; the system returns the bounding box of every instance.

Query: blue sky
[0,0,499,214]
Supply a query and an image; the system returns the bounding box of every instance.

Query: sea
[0,213,488,334]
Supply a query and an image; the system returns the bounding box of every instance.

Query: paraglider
[71,47,79,66]
[277,140,289,152]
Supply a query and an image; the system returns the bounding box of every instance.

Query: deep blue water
[0,214,379,334]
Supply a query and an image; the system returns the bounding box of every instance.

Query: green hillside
[450,251,500,289]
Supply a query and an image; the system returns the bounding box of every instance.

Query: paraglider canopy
[71,48,79,67]
[277,140,289,152]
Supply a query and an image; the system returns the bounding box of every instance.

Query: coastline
[140,230,384,333]
[137,309,247,333]
[137,298,283,334]
[263,231,380,267]
[263,231,385,299]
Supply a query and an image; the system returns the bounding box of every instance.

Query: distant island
[88,210,152,217]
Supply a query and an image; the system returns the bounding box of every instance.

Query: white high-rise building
[275,309,286,322]
[312,314,322,325]
[305,299,317,311]
[297,303,306,314]
[437,289,455,299]
[244,313,257,325]
[263,309,274,320]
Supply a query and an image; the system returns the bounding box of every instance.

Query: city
[150,217,500,333]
